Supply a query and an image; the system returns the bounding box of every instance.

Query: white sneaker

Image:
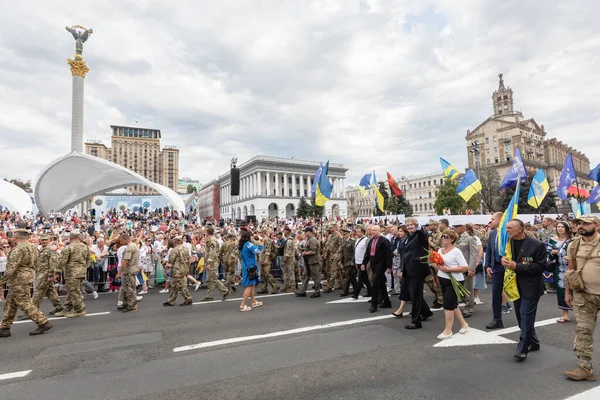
[159,289,169,294]
[474,297,483,305]
[459,325,469,334]
[138,290,148,295]
[194,282,201,291]
[136,296,143,301]
[117,301,123,307]
[93,291,99,299]
[437,332,453,340]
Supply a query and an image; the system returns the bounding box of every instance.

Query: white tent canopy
[0,179,33,215]
[34,152,185,217]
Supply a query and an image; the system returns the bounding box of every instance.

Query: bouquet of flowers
[421,248,470,301]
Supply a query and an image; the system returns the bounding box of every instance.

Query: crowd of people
[1,207,600,382]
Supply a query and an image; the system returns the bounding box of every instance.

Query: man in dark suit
[361,225,392,313]
[502,219,547,361]
[485,212,505,329]
[401,218,433,329]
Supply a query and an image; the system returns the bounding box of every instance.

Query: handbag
[564,238,599,292]
[112,278,122,287]
[247,266,259,281]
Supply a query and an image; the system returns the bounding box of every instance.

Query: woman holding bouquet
[436,230,470,339]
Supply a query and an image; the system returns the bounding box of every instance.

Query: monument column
[266,172,271,196]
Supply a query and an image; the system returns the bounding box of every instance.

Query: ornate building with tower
[216,156,348,221]
[465,74,593,193]
[85,125,180,195]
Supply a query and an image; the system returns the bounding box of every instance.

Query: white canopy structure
[0,179,33,215]
[34,152,185,217]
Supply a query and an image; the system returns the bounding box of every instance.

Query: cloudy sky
[1,0,599,186]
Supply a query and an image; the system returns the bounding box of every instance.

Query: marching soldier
[163,236,193,306]
[257,229,280,294]
[31,234,63,315]
[219,233,238,292]
[0,229,53,337]
[426,219,444,309]
[115,233,140,312]
[201,228,231,301]
[324,225,343,293]
[282,226,297,293]
[297,226,322,298]
[56,230,90,318]
[339,228,356,297]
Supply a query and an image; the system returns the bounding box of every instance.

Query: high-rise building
[466,74,593,193]
[85,125,179,194]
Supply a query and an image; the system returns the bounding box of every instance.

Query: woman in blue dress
[238,229,264,312]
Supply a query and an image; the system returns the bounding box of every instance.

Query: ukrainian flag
[315,161,333,207]
[358,173,372,196]
[440,157,460,180]
[372,171,385,212]
[527,169,549,209]
[498,180,520,260]
[456,169,482,201]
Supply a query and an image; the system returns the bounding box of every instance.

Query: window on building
[493,135,497,142]
[485,137,489,144]
[440,179,444,185]
[428,181,431,186]
[428,192,432,198]
[487,158,491,165]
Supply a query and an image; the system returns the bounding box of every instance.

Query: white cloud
[1,0,598,186]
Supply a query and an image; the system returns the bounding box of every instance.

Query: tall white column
[266,172,271,196]
[308,175,312,196]
[292,174,297,197]
[284,174,288,197]
[255,172,260,196]
[275,173,280,196]
[67,58,89,153]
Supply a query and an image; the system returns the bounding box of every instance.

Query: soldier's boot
[179,299,193,306]
[29,322,53,336]
[222,290,232,301]
[49,307,64,316]
[271,286,280,294]
[54,310,69,317]
[256,288,269,294]
[0,328,11,338]
[200,297,214,302]
[66,310,86,318]
[565,367,597,382]
[229,286,237,292]
[163,302,175,306]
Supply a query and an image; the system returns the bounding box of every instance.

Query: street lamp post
[470,140,483,214]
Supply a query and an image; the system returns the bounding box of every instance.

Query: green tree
[478,167,502,212]
[186,184,197,194]
[4,178,32,192]
[390,195,413,216]
[309,197,324,217]
[296,196,311,218]
[499,180,559,214]
[434,180,467,215]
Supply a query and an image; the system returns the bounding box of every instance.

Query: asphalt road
[1,284,599,400]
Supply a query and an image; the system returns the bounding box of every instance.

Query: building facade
[197,180,220,220]
[218,156,348,221]
[466,74,592,194]
[346,185,377,218]
[397,172,448,216]
[85,125,180,195]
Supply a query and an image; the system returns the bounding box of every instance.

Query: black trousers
[370,268,390,308]
[406,274,431,323]
[354,266,372,296]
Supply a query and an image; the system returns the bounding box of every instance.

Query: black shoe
[365,292,372,298]
[310,292,321,298]
[350,294,359,299]
[0,328,11,338]
[222,290,232,301]
[368,307,377,313]
[486,320,504,330]
[117,306,125,310]
[339,292,349,297]
[29,322,53,336]
[179,300,193,306]
[163,302,175,307]
[296,292,307,297]
[529,344,540,352]
[514,351,527,361]
[405,322,422,329]
[420,312,434,321]
[49,308,64,316]
[431,301,443,309]
[379,302,392,309]
[230,286,237,292]
[392,312,403,318]
[462,312,472,319]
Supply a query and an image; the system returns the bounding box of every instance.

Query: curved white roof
[34,152,185,217]
[0,179,33,215]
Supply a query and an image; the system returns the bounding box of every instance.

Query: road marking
[192,290,315,305]
[173,314,395,352]
[13,311,111,325]
[433,327,516,347]
[565,385,600,399]
[0,370,32,381]
[326,296,371,304]
[489,318,558,336]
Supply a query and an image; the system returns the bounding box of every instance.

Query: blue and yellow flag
[498,180,520,260]
[372,171,385,212]
[456,169,482,202]
[499,147,527,190]
[527,169,549,209]
[358,173,372,196]
[311,163,323,198]
[315,161,333,206]
[440,157,460,180]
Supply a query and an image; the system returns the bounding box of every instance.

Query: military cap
[283,226,292,232]
[573,214,600,225]
[341,228,351,233]
[13,228,30,237]
[174,235,183,241]
[71,229,81,236]
[428,219,439,226]
[304,226,314,233]
[40,234,52,240]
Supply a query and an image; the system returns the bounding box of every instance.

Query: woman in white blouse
[437,229,470,340]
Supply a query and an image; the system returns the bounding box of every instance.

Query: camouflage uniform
[282,236,297,292]
[257,237,279,293]
[219,239,238,289]
[59,241,91,314]
[326,231,343,290]
[426,231,444,305]
[537,228,556,244]
[0,241,49,329]
[121,242,140,311]
[322,233,331,282]
[32,244,63,311]
[340,237,356,294]
[203,237,229,299]
[166,244,192,304]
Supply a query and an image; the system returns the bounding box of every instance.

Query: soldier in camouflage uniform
[0,229,53,337]
[201,228,231,301]
[219,234,238,292]
[31,235,63,314]
[537,217,557,244]
[164,237,193,306]
[256,229,280,294]
[339,228,356,297]
[426,219,444,309]
[116,233,140,312]
[56,231,91,318]
[324,225,343,293]
[282,226,297,293]
[321,229,331,283]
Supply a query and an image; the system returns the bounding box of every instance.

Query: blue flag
[358,173,372,196]
[557,153,576,200]
[311,163,323,198]
[499,148,527,190]
[315,161,333,206]
[587,185,600,204]
[589,163,600,184]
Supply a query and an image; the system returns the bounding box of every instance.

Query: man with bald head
[361,225,393,313]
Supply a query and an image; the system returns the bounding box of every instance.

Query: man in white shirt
[90,238,109,291]
[351,226,371,299]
